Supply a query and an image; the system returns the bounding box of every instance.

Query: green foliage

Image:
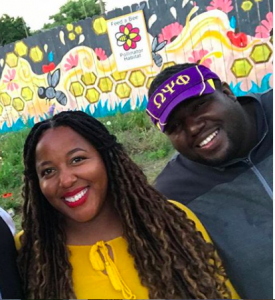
[43,0,102,30]
[0,111,174,227]
[0,14,31,46]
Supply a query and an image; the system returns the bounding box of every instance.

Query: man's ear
[221,82,237,101]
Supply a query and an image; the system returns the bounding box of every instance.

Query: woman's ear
[221,82,237,101]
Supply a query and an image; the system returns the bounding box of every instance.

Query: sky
[0,0,146,31]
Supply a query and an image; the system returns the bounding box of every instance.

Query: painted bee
[38,69,67,106]
[151,36,167,67]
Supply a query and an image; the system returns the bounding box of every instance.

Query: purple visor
[146,65,220,132]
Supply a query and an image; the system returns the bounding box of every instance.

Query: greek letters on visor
[146,65,220,132]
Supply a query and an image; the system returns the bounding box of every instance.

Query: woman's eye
[41,168,54,177]
[72,157,85,164]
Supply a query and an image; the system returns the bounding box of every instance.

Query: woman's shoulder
[168,200,212,243]
[15,230,23,250]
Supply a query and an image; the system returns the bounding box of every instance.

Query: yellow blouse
[15,201,239,299]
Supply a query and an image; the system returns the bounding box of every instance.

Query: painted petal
[124,27,130,35]
[131,41,137,49]
[117,40,125,46]
[10,84,14,91]
[126,23,133,31]
[116,32,124,39]
[132,35,141,42]
[266,12,273,26]
[119,25,125,33]
[4,75,10,81]
[261,20,271,31]
[126,39,132,47]
[129,32,138,39]
[131,28,140,34]
[3,79,9,83]
[14,83,19,90]
[123,43,130,51]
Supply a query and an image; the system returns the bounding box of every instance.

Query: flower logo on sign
[115,23,141,51]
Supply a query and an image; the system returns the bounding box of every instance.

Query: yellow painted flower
[68,33,76,41]
[75,26,83,35]
[66,24,74,31]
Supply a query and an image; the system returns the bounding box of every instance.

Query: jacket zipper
[244,158,273,200]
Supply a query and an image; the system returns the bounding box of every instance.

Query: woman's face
[35,126,109,224]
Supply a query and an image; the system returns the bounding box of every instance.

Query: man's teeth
[64,188,88,203]
[199,130,219,147]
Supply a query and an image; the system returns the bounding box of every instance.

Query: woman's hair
[18,110,231,299]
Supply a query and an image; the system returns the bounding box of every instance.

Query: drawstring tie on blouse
[90,241,136,299]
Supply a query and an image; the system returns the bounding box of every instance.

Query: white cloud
[0,0,68,30]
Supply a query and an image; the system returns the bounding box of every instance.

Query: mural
[0,0,273,133]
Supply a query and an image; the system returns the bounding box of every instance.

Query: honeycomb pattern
[29,46,44,63]
[129,71,146,87]
[98,77,113,93]
[93,17,107,35]
[81,72,97,85]
[231,58,253,78]
[13,97,25,111]
[0,93,11,106]
[146,76,156,89]
[115,83,132,99]
[270,36,273,44]
[70,82,84,97]
[14,41,28,57]
[6,53,18,68]
[0,104,3,116]
[111,71,127,82]
[250,44,272,63]
[241,1,253,11]
[21,87,34,101]
[161,61,176,71]
[85,88,100,103]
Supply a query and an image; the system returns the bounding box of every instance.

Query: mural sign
[0,0,273,134]
[107,10,153,71]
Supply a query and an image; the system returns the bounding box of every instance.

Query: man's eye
[166,122,181,134]
[194,101,206,110]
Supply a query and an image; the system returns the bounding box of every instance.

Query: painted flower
[158,22,184,44]
[188,49,212,68]
[255,12,273,38]
[2,192,13,198]
[206,0,233,13]
[95,48,107,61]
[116,23,141,51]
[3,69,19,91]
[64,53,79,72]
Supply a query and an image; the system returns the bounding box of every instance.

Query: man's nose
[58,168,77,188]
[184,115,205,136]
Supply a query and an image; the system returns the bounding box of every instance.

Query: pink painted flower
[3,69,19,91]
[158,22,184,44]
[206,0,233,13]
[64,53,79,72]
[255,12,273,38]
[188,49,212,68]
[95,48,107,60]
[116,23,141,51]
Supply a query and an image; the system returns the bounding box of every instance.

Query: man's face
[165,88,246,166]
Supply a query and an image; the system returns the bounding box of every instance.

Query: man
[0,207,23,299]
[147,63,272,299]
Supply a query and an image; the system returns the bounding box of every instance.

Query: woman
[17,111,238,299]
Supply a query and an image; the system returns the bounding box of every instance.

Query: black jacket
[155,89,273,299]
[0,216,23,299]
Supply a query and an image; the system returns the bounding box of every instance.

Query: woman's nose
[58,168,77,188]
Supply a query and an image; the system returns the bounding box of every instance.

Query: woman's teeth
[64,188,88,203]
[199,130,219,147]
